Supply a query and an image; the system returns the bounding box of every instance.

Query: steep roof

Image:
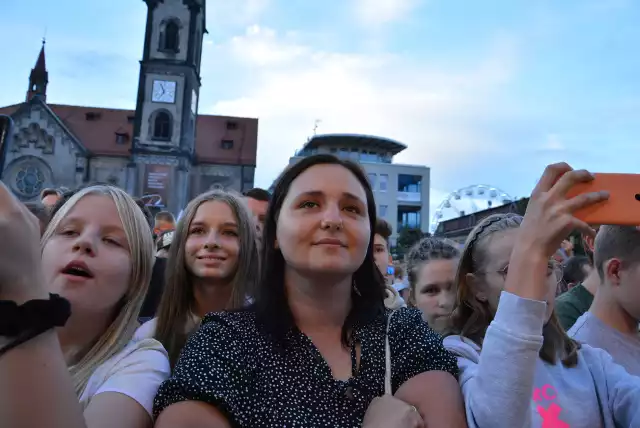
[0,103,258,165]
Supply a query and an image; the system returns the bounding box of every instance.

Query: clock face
[191,90,198,114]
[152,80,177,104]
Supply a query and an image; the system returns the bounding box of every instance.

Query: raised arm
[0,182,87,428]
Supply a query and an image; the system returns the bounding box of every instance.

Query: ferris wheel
[430,185,514,234]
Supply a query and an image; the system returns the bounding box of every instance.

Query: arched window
[160,19,180,53]
[152,111,172,141]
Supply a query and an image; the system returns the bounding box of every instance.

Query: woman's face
[413,259,457,332]
[184,200,240,282]
[42,195,132,315]
[477,229,558,322]
[277,164,370,276]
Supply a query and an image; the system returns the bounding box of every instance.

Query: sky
[1,0,639,226]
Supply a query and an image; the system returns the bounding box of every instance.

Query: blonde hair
[155,190,260,367]
[41,185,154,396]
[448,213,579,367]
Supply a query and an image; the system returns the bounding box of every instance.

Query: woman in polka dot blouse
[154,154,467,428]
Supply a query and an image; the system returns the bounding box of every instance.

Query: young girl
[135,190,260,368]
[0,184,170,428]
[444,163,640,427]
[153,154,466,427]
[406,237,459,334]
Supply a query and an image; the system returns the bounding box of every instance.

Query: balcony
[397,191,421,203]
[397,206,421,231]
[398,174,422,203]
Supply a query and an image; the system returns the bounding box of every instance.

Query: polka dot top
[153,306,458,427]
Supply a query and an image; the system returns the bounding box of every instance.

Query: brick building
[0,0,257,214]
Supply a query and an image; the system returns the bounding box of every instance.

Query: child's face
[413,259,458,333]
[476,229,558,323]
[373,234,390,276]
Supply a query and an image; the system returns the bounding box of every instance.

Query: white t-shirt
[78,337,170,417]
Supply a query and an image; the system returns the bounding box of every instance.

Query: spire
[26,39,49,103]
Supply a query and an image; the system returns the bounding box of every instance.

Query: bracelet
[0,293,71,358]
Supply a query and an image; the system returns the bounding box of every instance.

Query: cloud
[207,0,269,29]
[352,0,421,25]
[204,26,520,194]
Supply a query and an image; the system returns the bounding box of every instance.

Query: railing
[397,191,421,203]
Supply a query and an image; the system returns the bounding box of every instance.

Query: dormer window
[115,132,128,145]
[159,18,181,53]
[85,112,101,121]
[221,139,234,150]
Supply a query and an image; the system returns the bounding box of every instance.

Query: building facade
[0,0,257,214]
[289,134,430,244]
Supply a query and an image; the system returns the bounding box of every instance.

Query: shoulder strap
[384,310,395,395]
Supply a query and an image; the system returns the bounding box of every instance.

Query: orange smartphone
[566,173,640,226]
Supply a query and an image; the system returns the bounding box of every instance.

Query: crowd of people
[1,155,640,427]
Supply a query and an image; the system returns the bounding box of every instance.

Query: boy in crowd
[243,188,271,246]
[392,263,410,302]
[373,218,406,308]
[568,225,640,375]
[40,187,62,208]
[373,218,393,279]
[562,255,592,290]
[153,211,176,238]
[555,229,600,330]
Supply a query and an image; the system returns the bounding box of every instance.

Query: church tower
[130,0,206,213]
[26,40,48,102]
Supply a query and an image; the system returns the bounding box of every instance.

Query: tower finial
[313,119,321,136]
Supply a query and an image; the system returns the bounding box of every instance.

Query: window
[127,115,135,123]
[221,139,234,149]
[398,206,422,230]
[226,121,238,130]
[160,19,180,53]
[115,133,128,145]
[379,205,388,217]
[398,174,422,193]
[367,173,377,189]
[85,112,101,121]
[14,164,45,198]
[379,174,389,192]
[152,111,172,141]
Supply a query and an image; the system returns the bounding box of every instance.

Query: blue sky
[2,0,639,225]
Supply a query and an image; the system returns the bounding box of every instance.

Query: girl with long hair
[135,189,260,368]
[444,163,640,427]
[0,184,169,428]
[153,154,466,428]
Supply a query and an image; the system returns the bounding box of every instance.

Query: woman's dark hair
[255,154,387,348]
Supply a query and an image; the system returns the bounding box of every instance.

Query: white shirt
[78,337,170,417]
[134,313,200,341]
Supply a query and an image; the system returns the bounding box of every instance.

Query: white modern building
[288,134,429,245]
